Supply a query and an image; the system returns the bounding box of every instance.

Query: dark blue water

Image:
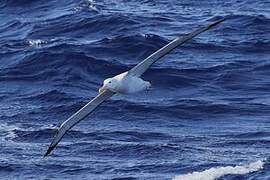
[1,0,270,179]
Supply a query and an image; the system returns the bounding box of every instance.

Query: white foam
[173,160,264,180]
[28,39,46,46]
[74,0,98,12]
[0,123,19,140]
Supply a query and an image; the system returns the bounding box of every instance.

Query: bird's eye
[109,81,111,83]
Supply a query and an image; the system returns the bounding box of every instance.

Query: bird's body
[100,72,151,94]
[44,18,225,157]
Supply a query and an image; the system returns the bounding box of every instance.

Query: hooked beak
[99,85,106,94]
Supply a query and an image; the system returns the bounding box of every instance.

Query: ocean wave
[20,89,75,102]
[70,141,184,159]
[227,14,270,25]
[12,46,257,87]
[1,0,37,7]
[217,131,270,139]
[89,34,168,61]
[11,127,173,144]
[0,52,126,82]
[28,13,139,39]
[173,160,264,180]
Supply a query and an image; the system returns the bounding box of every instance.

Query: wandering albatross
[44,18,225,157]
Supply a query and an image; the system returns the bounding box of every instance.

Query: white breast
[113,72,150,94]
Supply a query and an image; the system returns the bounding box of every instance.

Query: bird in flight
[44,18,225,157]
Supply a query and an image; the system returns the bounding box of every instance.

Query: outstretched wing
[128,18,225,77]
[44,89,115,157]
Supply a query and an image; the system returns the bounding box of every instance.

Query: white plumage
[99,72,151,94]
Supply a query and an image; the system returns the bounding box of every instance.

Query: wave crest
[173,160,264,180]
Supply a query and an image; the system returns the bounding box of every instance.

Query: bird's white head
[99,78,118,93]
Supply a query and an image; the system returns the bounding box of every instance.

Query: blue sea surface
[1,0,270,179]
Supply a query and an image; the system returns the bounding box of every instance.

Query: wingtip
[216,17,226,24]
[209,17,226,28]
[43,145,55,158]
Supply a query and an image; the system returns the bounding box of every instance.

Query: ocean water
[1,0,270,179]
